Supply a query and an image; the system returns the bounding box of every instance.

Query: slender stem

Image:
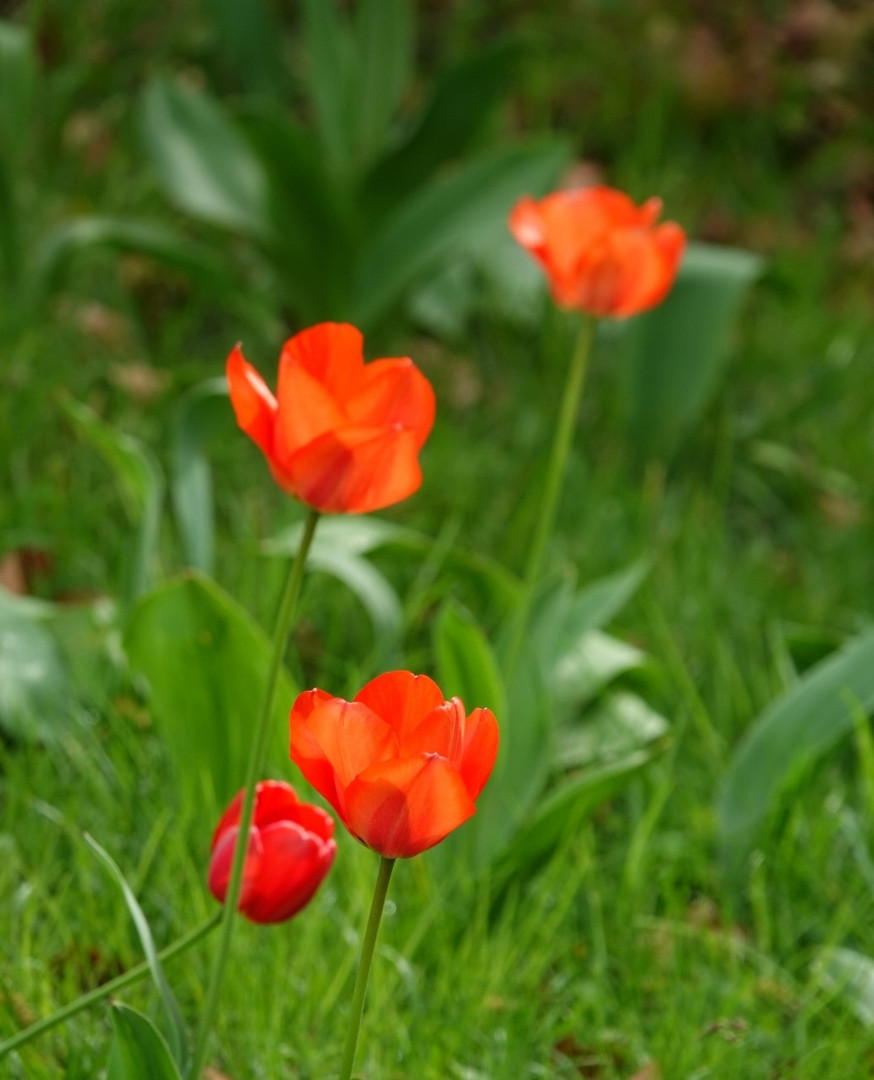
[337,857,396,1080]
[0,913,222,1059]
[189,507,321,1080]
[504,317,596,673]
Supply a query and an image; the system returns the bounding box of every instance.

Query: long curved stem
[504,317,595,673]
[189,507,320,1079]
[0,912,221,1059]
[337,856,396,1080]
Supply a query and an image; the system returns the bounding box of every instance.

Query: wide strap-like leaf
[106,1004,183,1080]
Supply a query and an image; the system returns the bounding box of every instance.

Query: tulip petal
[276,355,350,453]
[344,754,476,858]
[244,820,336,923]
[208,824,262,910]
[354,670,445,744]
[279,322,364,400]
[290,696,395,820]
[227,345,277,457]
[402,698,465,762]
[345,358,436,450]
[285,424,423,515]
[458,707,499,801]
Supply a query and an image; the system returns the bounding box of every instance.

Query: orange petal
[289,690,348,813]
[226,344,277,457]
[402,699,465,762]
[276,354,349,453]
[344,358,435,450]
[344,754,476,858]
[279,323,364,400]
[285,424,423,514]
[458,707,499,801]
[354,671,445,743]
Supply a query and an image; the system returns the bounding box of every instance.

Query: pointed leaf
[123,572,298,808]
[86,836,186,1070]
[107,1004,183,1080]
[354,0,414,169]
[140,76,270,237]
[718,627,874,883]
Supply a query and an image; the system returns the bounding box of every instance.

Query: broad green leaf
[354,0,414,170]
[362,38,522,220]
[556,691,670,770]
[107,1004,183,1080]
[140,76,270,237]
[551,630,645,709]
[351,137,570,330]
[299,0,357,178]
[617,241,763,462]
[123,572,297,809]
[555,560,650,649]
[170,377,231,575]
[433,600,506,719]
[62,398,164,604]
[497,745,666,887]
[718,627,874,883]
[205,0,285,97]
[815,947,874,1027]
[86,836,186,1070]
[0,588,68,741]
[0,21,35,163]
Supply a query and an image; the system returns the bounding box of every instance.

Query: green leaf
[351,137,570,330]
[299,0,357,179]
[556,691,670,770]
[433,600,506,719]
[718,627,874,883]
[140,76,270,237]
[32,217,274,328]
[0,21,36,164]
[0,588,69,742]
[86,837,186,1070]
[496,745,666,887]
[123,572,297,808]
[170,377,231,575]
[617,241,763,462]
[205,0,285,97]
[551,630,646,709]
[354,0,414,170]
[362,38,522,219]
[62,397,164,604]
[107,1004,183,1080]
[815,947,874,1027]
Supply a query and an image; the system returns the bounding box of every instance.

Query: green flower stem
[189,507,321,1080]
[338,856,396,1080]
[0,912,222,1060]
[505,316,596,673]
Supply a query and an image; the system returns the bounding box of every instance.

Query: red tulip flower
[227,322,435,514]
[208,780,336,924]
[509,186,685,318]
[289,671,499,859]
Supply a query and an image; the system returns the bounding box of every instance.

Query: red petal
[226,345,277,457]
[458,707,499,801]
[344,754,476,858]
[275,354,349,454]
[242,820,336,923]
[285,425,423,514]
[279,323,364,401]
[345,358,435,451]
[354,671,445,744]
[402,698,465,762]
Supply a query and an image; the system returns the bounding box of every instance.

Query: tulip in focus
[289,671,499,859]
[509,185,685,318]
[209,780,336,924]
[227,322,435,514]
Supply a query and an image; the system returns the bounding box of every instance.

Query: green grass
[3,1,874,1077]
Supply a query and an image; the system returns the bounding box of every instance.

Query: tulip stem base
[505,316,595,673]
[189,507,321,1080]
[0,912,222,1060]
[338,856,396,1080]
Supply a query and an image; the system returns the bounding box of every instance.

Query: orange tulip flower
[509,185,685,318]
[289,671,499,859]
[208,780,336,924]
[227,322,435,514]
